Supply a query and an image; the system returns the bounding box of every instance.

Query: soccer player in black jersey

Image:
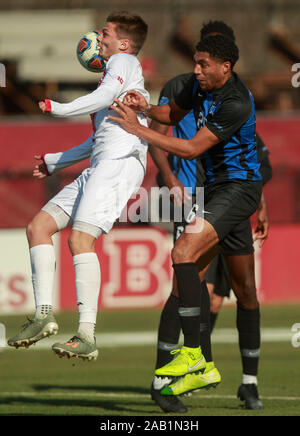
[148,68,271,413]
[145,21,272,414]
[110,34,264,410]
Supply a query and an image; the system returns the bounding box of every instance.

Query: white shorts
[48,156,145,234]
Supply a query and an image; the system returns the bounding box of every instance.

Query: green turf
[0,305,300,416]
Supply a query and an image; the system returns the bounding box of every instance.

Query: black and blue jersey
[157,73,271,190]
[157,73,206,194]
[174,72,262,184]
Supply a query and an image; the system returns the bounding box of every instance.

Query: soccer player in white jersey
[8,12,149,361]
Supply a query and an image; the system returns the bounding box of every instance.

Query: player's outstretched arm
[38,84,114,117]
[38,70,127,118]
[109,99,219,159]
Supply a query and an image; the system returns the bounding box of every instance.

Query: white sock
[35,305,53,318]
[73,252,101,340]
[242,374,258,385]
[78,322,95,342]
[30,245,56,315]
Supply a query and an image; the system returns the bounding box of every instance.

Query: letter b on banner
[0,63,6,87]
[101,228,172,308]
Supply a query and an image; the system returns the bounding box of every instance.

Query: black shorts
[205,253,231,298]
[203,180,262,255]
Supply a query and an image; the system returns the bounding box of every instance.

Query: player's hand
[253,198,269,248]
[122,90,149,113]
[165,173,192,207]
[108,99,141,135]
[33,155,48,179]
[39,101,47,113]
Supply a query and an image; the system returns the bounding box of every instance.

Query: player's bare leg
[8,211,59,348]
[52,228,100,361]
[225,253,263,410]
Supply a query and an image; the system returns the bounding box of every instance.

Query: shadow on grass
[32,384,149,395]
[0,393,156,415]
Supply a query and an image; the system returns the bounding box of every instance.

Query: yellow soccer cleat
[161,361,221,396]
[155,346,206,377]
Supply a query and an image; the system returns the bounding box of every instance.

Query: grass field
[0,304,300,417]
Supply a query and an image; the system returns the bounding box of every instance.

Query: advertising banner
[0,224,299,315]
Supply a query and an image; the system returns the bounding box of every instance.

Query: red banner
[0,224,299,316]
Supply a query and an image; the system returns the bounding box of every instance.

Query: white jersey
[44,53,149,173]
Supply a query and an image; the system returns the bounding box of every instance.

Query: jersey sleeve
[205,97,252,141]
[158,80,176,106]
[43,134,93,174]
[46,54,132,117]
[174,75,196,110]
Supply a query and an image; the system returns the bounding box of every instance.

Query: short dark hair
[200,20,235,41]
[196,34,239,69]
[106,11,148,55]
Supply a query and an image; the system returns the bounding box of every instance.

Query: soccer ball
[76,30,106,73]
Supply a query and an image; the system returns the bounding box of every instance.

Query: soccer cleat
[52,333,98,361]
[155,346,206,377]
[151,382,187,413]
[161,361,221,396]
[7,313,58,348]
[237,384,264,410]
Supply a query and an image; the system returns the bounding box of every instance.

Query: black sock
[155,294,180,369]
[173,263,201,348]
[210,312,218,332]
[236,304,261,376]
[200,280,213,362]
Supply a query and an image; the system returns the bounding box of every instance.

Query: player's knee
[171,243,196,264]
[26,218,51,243]
[26,220,34,242]
[68,232,81,254]
[172,245,186,264]
[235,278,258,309]
[68,230,95,255]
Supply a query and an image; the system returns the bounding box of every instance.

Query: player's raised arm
[39,54,149,118]
[39,78,120,118]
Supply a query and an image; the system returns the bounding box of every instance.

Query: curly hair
[196,34,239,69]
[200,20,235,41]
